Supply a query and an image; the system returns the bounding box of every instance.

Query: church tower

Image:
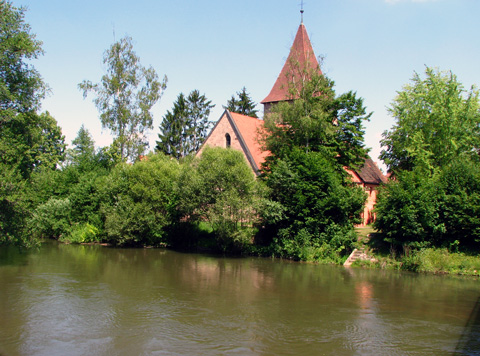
[261,21,321,114]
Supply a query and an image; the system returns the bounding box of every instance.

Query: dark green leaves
[156,90,214,158]
[224,87,258,118]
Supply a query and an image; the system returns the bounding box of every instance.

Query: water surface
[0,242,479,355]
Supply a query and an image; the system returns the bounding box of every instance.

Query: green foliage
[79,36,167,162]
[438,158,480,249]
[0,3,65,246]
[381,67,480,175]
[0,168,32,246]
[0,1,46,119]
[99,153,180,246]
[259,68,369,261]
[29,197,71,239]
[1,110,65,179]
[374,170,441,249]
[66,124,96,170]
[401,248,480,275]
[176,147,262,252]
[377,68,480,253]
[224,87,258,118]
[264,149,366,261]
[156,90,214,158]
[262,70,370,170]
[60,223,99,244]
[375,156,480,251]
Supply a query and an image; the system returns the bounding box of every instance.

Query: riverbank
[352,227,480,276]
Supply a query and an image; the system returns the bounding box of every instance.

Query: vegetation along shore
[2,2,480,277]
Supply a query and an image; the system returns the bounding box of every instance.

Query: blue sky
[11,0,480,169]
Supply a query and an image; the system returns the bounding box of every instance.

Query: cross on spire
[300,0,305,23]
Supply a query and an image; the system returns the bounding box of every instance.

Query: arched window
[225,133,231,148]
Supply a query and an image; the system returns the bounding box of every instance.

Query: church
[197,19,387,226]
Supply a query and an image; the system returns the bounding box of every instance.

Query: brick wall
[197,112,250,166]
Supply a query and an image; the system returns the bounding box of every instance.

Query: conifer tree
[157,93,187,159]
[156,90,214,158]
[185,90,214,152]
[224,87,258,118]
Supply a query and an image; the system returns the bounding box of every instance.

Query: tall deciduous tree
[380,67,480,174]
[259,68,369,261]
[376,68,480,252]
[0,2,65,246]
[262,70,370,171]
[79,36,167,162]
[224,87,258,118]
[0,1,46,122]
[156,90,214,159]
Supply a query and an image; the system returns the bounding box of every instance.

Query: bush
[99,154,180,246]
[29,197,71,239]
[175,147,262,253]
[400,248,480,275]
[264,149,365,261]
[374,169,442,249]
[375,157,480,253]
[60,223,99,244]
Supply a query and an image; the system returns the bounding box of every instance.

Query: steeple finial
[300,0,304,23]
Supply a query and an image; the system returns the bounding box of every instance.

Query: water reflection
[0,243,479,355]
[456,297,480,354]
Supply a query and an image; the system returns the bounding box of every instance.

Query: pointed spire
[261,23,321,106]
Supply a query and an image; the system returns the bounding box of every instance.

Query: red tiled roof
[228,111,270,172]
[261,23,321,104]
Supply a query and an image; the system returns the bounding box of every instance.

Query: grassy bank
[352,227,480,276]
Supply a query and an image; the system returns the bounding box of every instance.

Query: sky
[10,0,480,169]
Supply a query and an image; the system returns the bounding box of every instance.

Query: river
[0,242,479,355]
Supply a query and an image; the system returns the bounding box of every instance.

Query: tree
[374,169,443,250]
[374,157,480,252]
[99,153,180,246]
[375,68,480,253]
[0,1,46,122]
[186,90,214,152]
[224,87,258,118]
[259,68,370,261]
[262,70,370,171]
[0,2,65,246]
[263,149,366,261]
[66,124,96,169]
[79,36,167,162]
[380,67,480,175]
[1,111,65,178]
[156,90,214,158]
[176,147,262,252]
[157,93,187,158]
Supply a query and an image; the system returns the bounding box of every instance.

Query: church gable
[197,110,267,175]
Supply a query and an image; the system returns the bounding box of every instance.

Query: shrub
[60,223,99,244]
[29,197,71,239]
[264,149,365,261]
